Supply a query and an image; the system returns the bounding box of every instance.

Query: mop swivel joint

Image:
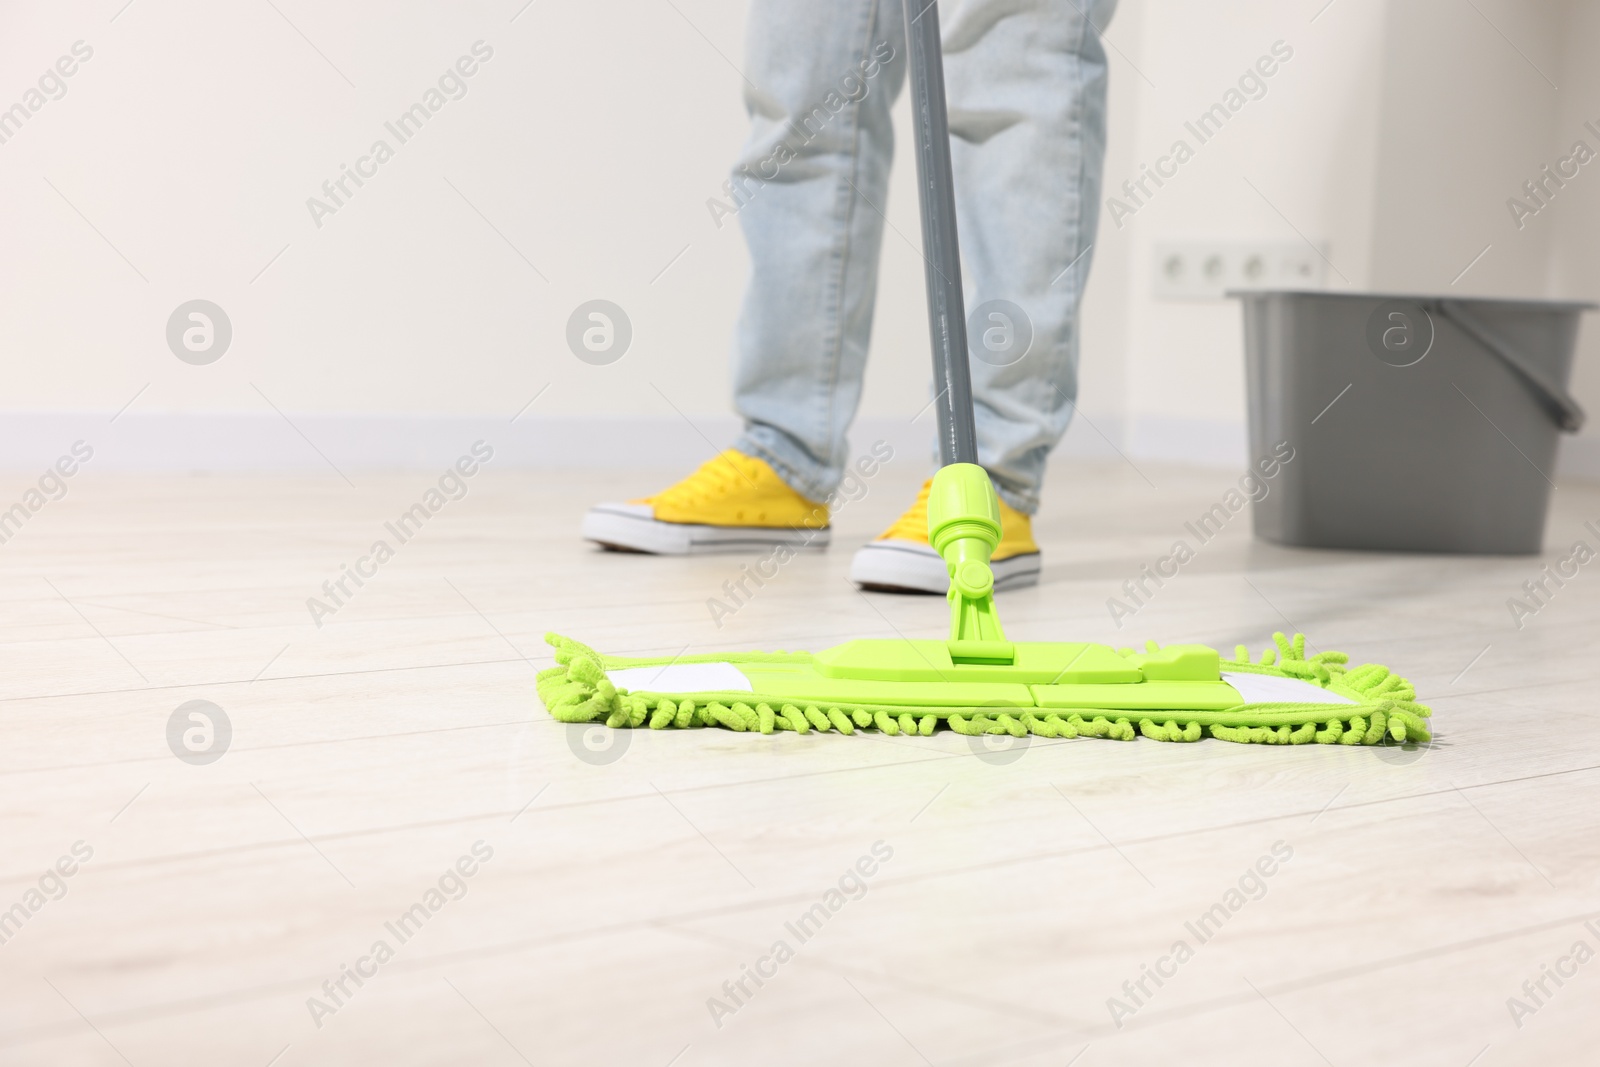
[928,464,1011,660]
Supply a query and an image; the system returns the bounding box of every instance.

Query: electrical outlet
[1152,241,1326,301]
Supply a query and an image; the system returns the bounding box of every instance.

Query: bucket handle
[1424,299,1586,433]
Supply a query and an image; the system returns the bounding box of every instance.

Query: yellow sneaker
[848,476,1041,593]
[583,450,830,554]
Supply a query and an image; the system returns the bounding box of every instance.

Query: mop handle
[903,0,978,468]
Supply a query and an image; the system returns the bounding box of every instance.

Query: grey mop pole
[902,0,979,469]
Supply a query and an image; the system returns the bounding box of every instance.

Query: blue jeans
[728,0,1116,515]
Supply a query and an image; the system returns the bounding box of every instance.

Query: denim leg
[730,0,907,504]
[945,0,1116,514]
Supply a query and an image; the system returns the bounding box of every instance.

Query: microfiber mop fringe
[536,632,1432,746]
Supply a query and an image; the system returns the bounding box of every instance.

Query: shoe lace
[881,478,935,542]
[652,451,754,509]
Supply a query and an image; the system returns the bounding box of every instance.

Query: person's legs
[729,0,907,504]
[586,0,1114,564]
[944,0,1116,515]
[848,0,1113,590]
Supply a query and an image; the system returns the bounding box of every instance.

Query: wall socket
[1151,241,1327,301]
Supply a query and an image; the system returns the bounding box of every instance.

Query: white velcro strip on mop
[607,662,753,694]
[1222,672,1356,706]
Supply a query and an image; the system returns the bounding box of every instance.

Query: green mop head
[536,630,1431,746]
[544,466,1432,747]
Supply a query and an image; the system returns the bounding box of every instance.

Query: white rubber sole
[582,503,831,555]
[849,539,1041,594]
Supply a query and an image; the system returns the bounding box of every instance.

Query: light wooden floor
[2,458,1598,1067]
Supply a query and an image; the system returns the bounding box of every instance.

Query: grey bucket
[1231,290,1592,554]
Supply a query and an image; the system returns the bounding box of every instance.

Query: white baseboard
[1,412,744,473]
[1127,416,1249,468]
[8,410,1591,481]
[0,410,1150,473]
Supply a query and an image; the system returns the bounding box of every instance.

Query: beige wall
[0,0,759,418]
